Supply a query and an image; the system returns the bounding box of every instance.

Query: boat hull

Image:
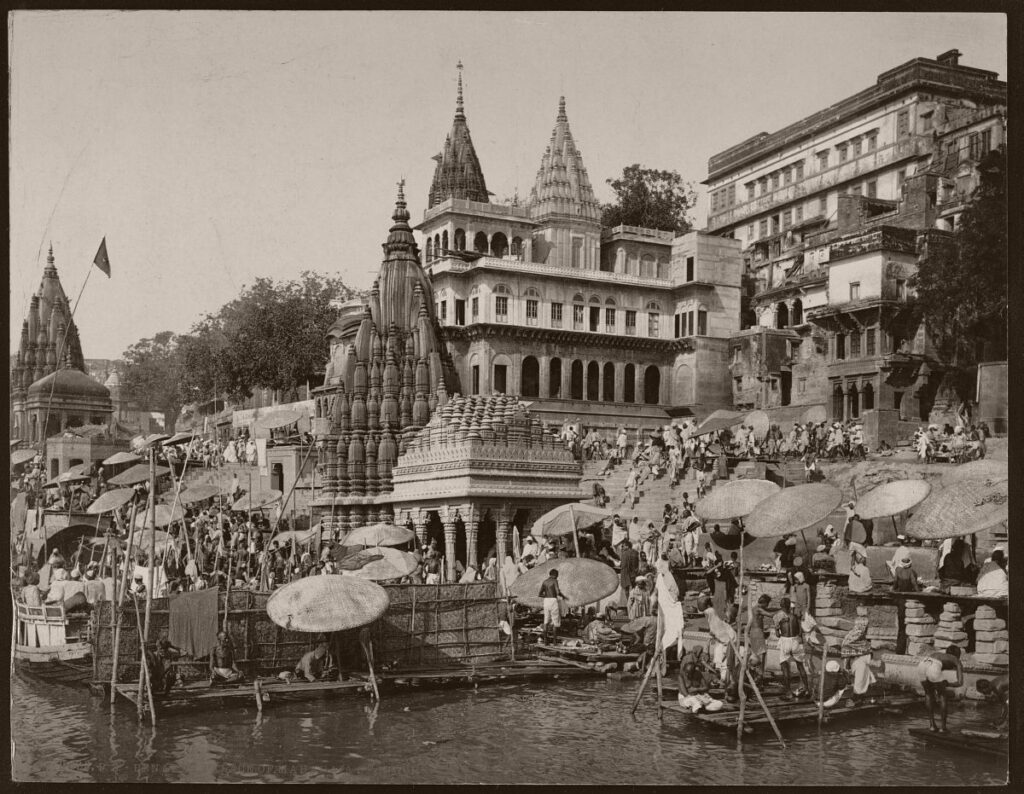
[14,643,93,685]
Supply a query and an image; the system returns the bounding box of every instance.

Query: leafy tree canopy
[912,148,1007,373]
[601,164,696,235]
[120,271,360,420]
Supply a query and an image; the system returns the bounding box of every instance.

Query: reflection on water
[11,671,1004,785]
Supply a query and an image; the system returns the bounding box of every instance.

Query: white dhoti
[656,573,685,660]
[850,654,876,695]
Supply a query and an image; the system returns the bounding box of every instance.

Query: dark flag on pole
[93,237,111,277]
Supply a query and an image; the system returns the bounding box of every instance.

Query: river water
[11,671,1005,785]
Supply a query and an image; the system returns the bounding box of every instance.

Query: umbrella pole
[655,604,664,721]
[110,498,139,705]
[746,668,786,749]
[630,644,660,715]
[817,638,830,727]
[144,449,157,641]
[736,524,749,741]
[568,503,581,558]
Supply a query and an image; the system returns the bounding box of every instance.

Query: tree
[912,148,1007,388]
[212,271,359,403]
[601,164,697,234]
[119,331,186,432]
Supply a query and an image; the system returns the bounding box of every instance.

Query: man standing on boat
[919,646,963,733]
[538,568,566,645]
[774,597,811,699]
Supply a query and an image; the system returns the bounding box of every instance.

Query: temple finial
[455,61,464,119]
[397,177,405,202]
[557,96,567,122]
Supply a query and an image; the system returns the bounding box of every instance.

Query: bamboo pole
[630,646,660,715]
[568,503,581,557]
[110,498,139,704]
[132,592,157,726]
[746,669,785,748]
[143,447,157,639]
[655,603,664,721]
[736,523,749,740]
[258,443,316,588]
[817,638,830,727]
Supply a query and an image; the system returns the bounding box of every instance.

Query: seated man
[295,641,333,682]
[581,614,621,648]
[677,645,717,695]
[150,637,182,696]
[210,631,244,684]
[976,550,1008,597]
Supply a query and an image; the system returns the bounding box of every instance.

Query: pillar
[614,362,624,403]
[413,512,427,548]
[465,509,479,570]
[539,355,550,399]
[634,365,644,406]
[496,519,511,562]
[561,360,571,401]
[443,511,458,582]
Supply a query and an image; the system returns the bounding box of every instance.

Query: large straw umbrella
[341,548,420,581]
[108,463,171,487]
[509,557,618,609]
[854,479,932,539]
[344,523,416,548]
[266,575,390,632]
[743,483,844,539]
[905,479,1008,540]
[532,502,613,556]
[102,451,143,467]
[942,459,1008,485]
[232,489,283,512]
[86,487,136,515]
[178,483,221,505]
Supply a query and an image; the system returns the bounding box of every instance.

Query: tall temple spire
[528,95,601,224]
[427,62,489,208]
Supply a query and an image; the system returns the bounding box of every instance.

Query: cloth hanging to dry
[168,587,220,658]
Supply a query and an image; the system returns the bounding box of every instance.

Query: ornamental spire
[427,62,489,208]
[455,61,464,120]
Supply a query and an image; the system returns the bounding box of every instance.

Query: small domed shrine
[10,246,113,444]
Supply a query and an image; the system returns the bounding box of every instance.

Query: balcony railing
[425,255,673,289]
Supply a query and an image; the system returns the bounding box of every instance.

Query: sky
[9,10,1007,359]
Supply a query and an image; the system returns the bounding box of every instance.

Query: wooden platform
[660,691,921,731]
[885,591,1008,607]
[908,727,1008,758]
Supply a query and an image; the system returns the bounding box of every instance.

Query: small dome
[104,370,121,388]
[27,368,111,400]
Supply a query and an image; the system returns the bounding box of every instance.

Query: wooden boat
[13,599,93,684]
[907,727,1008,758]
[659,685,921,732]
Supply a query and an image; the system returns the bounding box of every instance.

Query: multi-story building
[417,69,743,432]
[706,49,1005,444]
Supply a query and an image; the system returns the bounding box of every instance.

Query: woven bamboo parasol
[86,487,137,514]
[11,448,37,466]
[102,450,143,466]
[270,528,319,548]
[709,525,758,551]
[745,410,770,442]
[743,483,844,538]
[343,522,416,547]
[43,470,92,488]
[509,557,619,608]
[178,483,221,505]
[694,410,744,436]
[232,489,283,512]
[942,459,1008,485]
[905,479,1008,540]
[108,463,171,486]
[341,547,419,581]
[133,503,186,529]
[255,409,303,431]
[162,431,195,446]
[854,479,932,520]
[533,502,613,537]
[695,479,780,521]
[266,575,390,633]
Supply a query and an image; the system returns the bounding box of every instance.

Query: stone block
[903,607,927,618]
[906,641,934,656]
[943,602,961,614]
[974,618,1006,631]
[906,624,936,637]
[904,616,935,624]
[974,629,1009,641]
[975,640,1009,654]
[904,600,925,609]
[814,607,844,617]
[974,606,997,620]
[939,612,962,622]
[870,640,897,651]
[971,652,1009,666]
[934,630,968,642]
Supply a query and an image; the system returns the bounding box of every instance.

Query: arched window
[454,228,466,250]
[491,232,508,258]
[473,231,489,254]
[573,293,585,303]
[586,362,600,400]
[624,364,636,403]
[776,302,789,329]
[511,236,523,258]
[602,362,615,401]
[848,383,860,419]
[434,234,441,254]
[645,301,661,311]
[425,238,433,260]
[697,304,708,336]
[656,258,669,279]
[626,253,639,276]
[572,294,585,330]
[640,254,656,278]
[862,382,875,411]
[494,284,511,294]
[605,297,616,305]
[643,366,661,405]
[570,360,584,399]
[442,230,449,252]
[524,287,540,298]
[741,309,757,330]
[521,356,540,398]
[549,358,562,398]
[494,284,511,323]
[791,298,803,326]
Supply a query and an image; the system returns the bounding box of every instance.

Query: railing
[601,224,675,241]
